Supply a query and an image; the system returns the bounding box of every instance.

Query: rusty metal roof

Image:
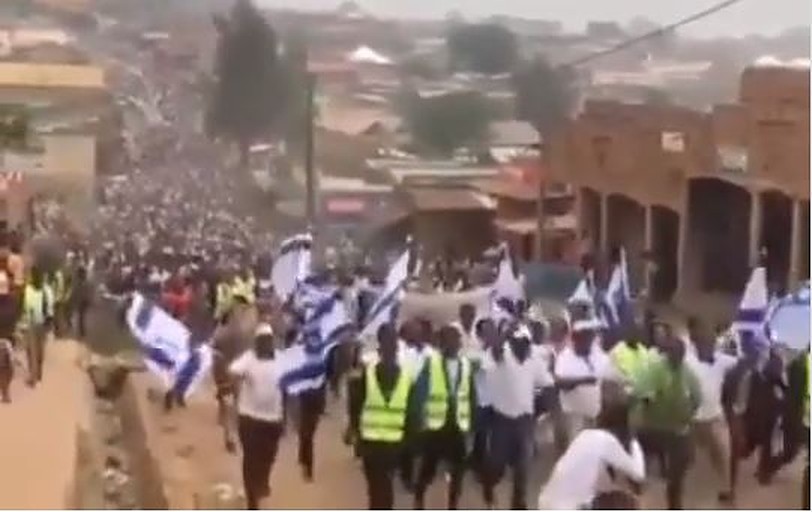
[407,187,497,212]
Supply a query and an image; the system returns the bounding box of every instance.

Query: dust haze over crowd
[253,0,809,37]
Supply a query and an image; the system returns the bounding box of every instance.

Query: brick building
[548,65,810,307]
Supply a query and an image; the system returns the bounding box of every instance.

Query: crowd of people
[0,29,805,512]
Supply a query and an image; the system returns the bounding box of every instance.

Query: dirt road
[0,340,84,509]
[136,375,805,510]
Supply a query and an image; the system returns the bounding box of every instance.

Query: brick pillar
[748,190,763,267]
[599,192,609,257]
[676,189,689,296]
[789,198,801,287]
[643,204,654,295]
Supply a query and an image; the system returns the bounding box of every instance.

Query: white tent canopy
[348,45,392,66]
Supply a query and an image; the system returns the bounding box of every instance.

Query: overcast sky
[256,0,809,37]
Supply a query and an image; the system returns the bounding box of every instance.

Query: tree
[512,56,577,138]
[0,105,29,149]
[206,0,281,169]
[405,91,495,156]
[447,23,518,75]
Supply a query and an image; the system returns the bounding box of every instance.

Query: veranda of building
[548,65,810,316]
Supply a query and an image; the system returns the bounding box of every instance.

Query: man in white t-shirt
[686,323,737,502]
[228,323,285,509]
[553,318,611,444]
[483,324,553,509]
[538,387,645,509]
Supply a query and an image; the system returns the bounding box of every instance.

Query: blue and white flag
[568,269,597,306]
[279,289,353,395]
[601,248,633,332]
[767,281,810,352]
[125,293,211,397]
[733,266,769,332]
[490,244,524,322]
[272,232,313,302]
[732,266,771,356]
[171,344,214,400]
[360,246,413,338]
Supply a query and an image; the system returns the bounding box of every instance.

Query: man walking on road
[412,324,476,509]
[21,267,54,387]
[349,324,415,509]
[636,325,701,510]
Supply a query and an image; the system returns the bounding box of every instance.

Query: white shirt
[554,344,611,419]
[451,321,479,353]
[228,350,285,423]
[538,429,646,510]
[446,358,461,393]
[485,346,552,418]
[686,351,737,421]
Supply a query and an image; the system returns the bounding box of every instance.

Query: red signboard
[326,198,366,214]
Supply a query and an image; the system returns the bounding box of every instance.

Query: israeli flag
[568,268,597,306]
[125,293,211,397]
[271,232,313,302]
[733,266,769,332]
[490,244,525,322]
[601,248,633,331]
[359,246,413,338]
[732,266,771,355]
[279,290,353,395]
[767,281,810,352]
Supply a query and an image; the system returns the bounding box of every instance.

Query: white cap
[255,323,274,337]
[510,324,533,341]
[572,317,602,333]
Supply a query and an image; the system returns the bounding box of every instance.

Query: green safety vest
[52,270,69,302]
[804,355,809,429]
[360,363,411,443]
[611,341,651,383]
[232,276,255,304]
[425,354,471,432]
[22,284,52,327]
[215,282,233,318]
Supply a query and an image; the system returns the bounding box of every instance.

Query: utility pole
[304,71,317,228]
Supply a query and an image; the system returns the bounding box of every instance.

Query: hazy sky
[256,0,810,36]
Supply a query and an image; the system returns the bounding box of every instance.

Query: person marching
[411,324,476,509]
[537,383,646,509]
[20,266,54,387]
[228,323,286,510]
[348,323,416,509]
[483,324,553,509]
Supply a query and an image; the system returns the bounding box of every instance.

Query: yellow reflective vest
[51,270,69,303]
[425,353,471,432]
[232,275,256,304]
[21,283,53,327]
[610,341,652,385]
[360,363,411,443]
[215,282,233,319]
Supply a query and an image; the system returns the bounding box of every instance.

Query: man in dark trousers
[412,324,476,509]
[348,323,416,509]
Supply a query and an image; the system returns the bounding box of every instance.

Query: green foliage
[447,23,518,75]
[276,29,310,156]
[206,0,281,157]
[0,105,29,148]
[406,91,495,156]
[512,56,576,136]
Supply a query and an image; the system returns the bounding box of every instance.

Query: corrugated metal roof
[476,178,537,201]
[408,187,496,212]
[0,62,105,90]
[489,120,539,146]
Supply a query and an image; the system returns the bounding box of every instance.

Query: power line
[563,0,748,68]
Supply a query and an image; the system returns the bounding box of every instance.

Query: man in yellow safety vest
[412,323,476,510]
[20,266,54,386]
[348,323,416,510]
